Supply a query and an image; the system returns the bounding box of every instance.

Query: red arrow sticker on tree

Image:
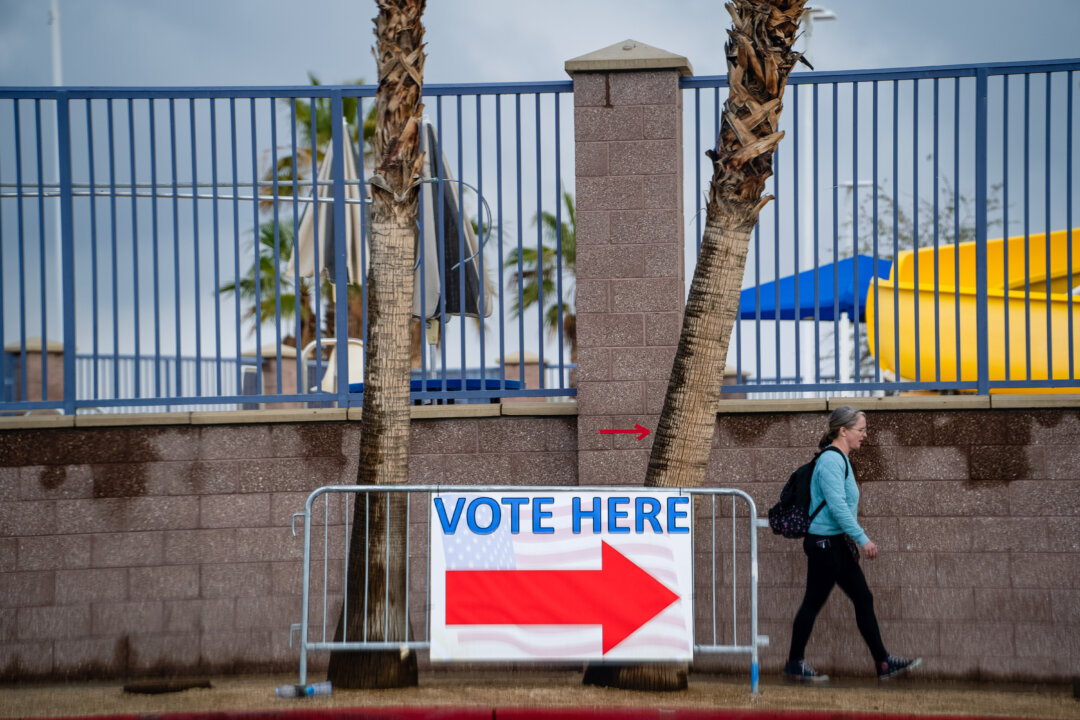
[445,541,678,653]
[599,423,651,441]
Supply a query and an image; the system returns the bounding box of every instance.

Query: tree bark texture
[327,491,416,688]
[327,0,425,690]
[586,0,806,694]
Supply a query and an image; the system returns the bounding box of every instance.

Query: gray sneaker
[784,659,829,683]
[878,654,922,680]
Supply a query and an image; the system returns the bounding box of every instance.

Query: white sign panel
[429,490,694,662]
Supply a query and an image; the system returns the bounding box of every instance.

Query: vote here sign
[429,490,694,662]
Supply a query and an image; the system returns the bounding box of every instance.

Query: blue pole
[248,98,262,396]
[86,100,100,399]
[108,99,120,398]
[57,94,76,415]
[1002,76,1011,379]
[932,79,941,382]
[975,69,990,394]
[553,92,565,388]
[1068,71,1075,381]
[912,80,921,382]
[150,100,162,397]
[190,99,203,396]
[1044,73,1053,380]
[269,99,282,394]
[34,101,48,399]
[211,99,223,395]
[495,95,506,391]
[792,84,800,384]
[128,99,141,398]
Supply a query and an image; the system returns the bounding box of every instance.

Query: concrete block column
[566,40,692,485]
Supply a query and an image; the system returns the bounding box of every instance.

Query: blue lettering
[434,497,466,534]
[667,496,690,533]
[635,497,662,533]
[607,496,630,534]
[466,497,501,535]
[572,496,602,534]
[532,496,554,534]
[501,497,528,533]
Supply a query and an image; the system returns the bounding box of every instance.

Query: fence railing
[685,58,1080,396]
[290,485,767,692]
[0,81,576,413]
[3,60,1078,413]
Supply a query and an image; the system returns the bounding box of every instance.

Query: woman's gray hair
[818,405,865,449]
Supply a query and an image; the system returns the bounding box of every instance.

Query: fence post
[57,93,76,415]
[566,41,692,485]
[975,69,990,394]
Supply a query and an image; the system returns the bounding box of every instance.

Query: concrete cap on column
[565,39,693,77]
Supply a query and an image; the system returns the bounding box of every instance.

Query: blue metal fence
[0,81,576,413]
[3,60,1078,415]
[684,59,1080,395]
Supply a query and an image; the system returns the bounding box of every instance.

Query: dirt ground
[0,671,1076,719]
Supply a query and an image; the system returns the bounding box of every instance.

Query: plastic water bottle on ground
[275,681,332,698]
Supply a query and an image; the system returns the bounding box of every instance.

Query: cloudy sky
[2,0,1079,88]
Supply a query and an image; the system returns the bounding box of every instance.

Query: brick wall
[0,416,577,680]
[1,407,1076,682]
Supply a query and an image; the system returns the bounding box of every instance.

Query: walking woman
[784,405,921,682]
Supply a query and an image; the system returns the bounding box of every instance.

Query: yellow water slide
[865,228,1080,393]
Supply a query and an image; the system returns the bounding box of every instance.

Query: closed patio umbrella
[289,122,494,393]
[289,122,492,328]
[416,122,493,328]
[289,127,366,286]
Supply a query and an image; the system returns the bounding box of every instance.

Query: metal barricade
[291,485,768,693]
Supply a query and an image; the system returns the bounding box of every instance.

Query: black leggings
[788,533,888,665]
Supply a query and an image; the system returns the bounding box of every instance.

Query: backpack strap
[807,446,851,522]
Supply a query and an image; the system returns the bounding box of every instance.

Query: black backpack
[767,446,849,538]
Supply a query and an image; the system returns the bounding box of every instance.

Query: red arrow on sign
[599,423,650,441]
[445,541,678,653]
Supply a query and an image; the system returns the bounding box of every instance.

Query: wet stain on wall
[92,463,148,498]
[724,414,786,445]
[89,430,158,497]
[38,464,67,490]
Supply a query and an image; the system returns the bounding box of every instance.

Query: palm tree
[506,188,577,368]
[587,0,807,692]
[218,221,317,349]
[325,0,425,690]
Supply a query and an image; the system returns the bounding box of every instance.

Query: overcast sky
[2,0,1079,88]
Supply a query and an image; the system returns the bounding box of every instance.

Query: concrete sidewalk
[0,672,1074,720]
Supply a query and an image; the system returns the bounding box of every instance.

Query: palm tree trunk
[327,0,425,689]
[589,0,806,692]
[648,212,756,487]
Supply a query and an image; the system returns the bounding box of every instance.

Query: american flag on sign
[443,498,515,570]
[432,492,693,661]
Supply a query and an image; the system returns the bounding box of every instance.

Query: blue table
[348,378,523,404]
